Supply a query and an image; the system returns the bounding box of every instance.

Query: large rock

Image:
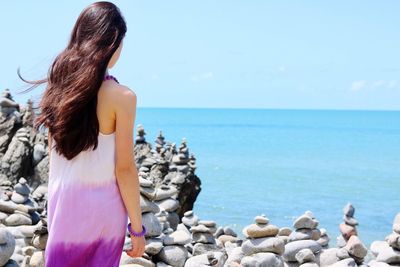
[241,236,285,256]
[246,224,279,238]
[327,258,356,267]
[142,212,162,237]
[0,128,32,184]
[183,251,225,267]
[376,246,400,264]
[0,228,16,266]
[293,215,318,229]
[283,240,322,262]
[241,252,284,267]
[157,245,188,267]
[344,235,367,259]
[163,230,191,246]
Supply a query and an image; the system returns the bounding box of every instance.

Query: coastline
[0,93,398,266]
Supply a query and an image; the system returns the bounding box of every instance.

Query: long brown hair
[17,1,127,160]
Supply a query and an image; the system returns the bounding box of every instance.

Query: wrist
[129,222,143,232]
[127,223,146,237]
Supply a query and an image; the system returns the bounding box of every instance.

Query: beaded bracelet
[127,223,147,237]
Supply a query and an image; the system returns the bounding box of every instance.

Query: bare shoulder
[102,82,137,112]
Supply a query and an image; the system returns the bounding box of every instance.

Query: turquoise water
[136,108,400,246]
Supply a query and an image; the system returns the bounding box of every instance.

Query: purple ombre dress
[45,130,128,266]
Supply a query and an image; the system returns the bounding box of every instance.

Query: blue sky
[1,1,400,110]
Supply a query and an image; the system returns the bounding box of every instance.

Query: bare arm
[114,88,143,233]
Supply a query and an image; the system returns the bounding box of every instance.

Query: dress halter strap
[104,74,119,84]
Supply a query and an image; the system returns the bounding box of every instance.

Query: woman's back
[45,83,129,267]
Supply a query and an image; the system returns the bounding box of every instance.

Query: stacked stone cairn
[225,214,285,266]
[319,205,368,267]
[0,176,47,267]
[283,211,323,266]
[369,213,400,266]
[337,203,359,248]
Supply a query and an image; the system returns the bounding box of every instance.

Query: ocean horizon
[136,107,400,246]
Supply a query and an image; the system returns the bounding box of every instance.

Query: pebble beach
[0,89,399,266]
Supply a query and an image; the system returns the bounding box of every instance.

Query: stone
[293,214,318,229]
[240,256,259,266]
[140,187,156,200]
[32,233,48,250]
[142,212,162,237]
[300,263,319,267]
[156,198,179,212]
[139,177,153,188]
[343,203,355,218]
[140,195,160,213]
[250,252,284,267]
[120,253,155,267]
[163,230,191,246]
[336,247,350,259]
[29,250,45,267]
[5,213,32,226]
[224,246,245,266]
[386,232,400,249]
[11,192,28,204]
[192,232,215,244]
[198,220,216,228]
[339,223,357,240]
[319,248,341,266]
[289,229,314,241]
[190,224,211,233]
[295,248,315,264]
[21,245,35,256]
[393,213,400,234]
[192,243,222,256]
[217,234,238,245]
[33,143,46,165]
[223,226,237,237]
[328,258,356,267]
[277,235,289,245]
[343,216,358,227]
[317,235,330,247]
[344,235,367,259]
[305,210,315,219]
[283,240,322,262]
[0,200,18,214]
[278,227,292,236]
[154,186,177,201]
[337,235,347,248]
[157,245,188,267]
[394,223,400,235]
[367,260,391,267]
[255,215,269,225]
[246,223,279,238]
[145,238,163,255]
[182,212,199,227]
[183,251,225,267]
[1,128,31,183]
[166,212,180,230]
[376,246,400,264]
[0,228,15,266]
[184,210,193,216]
[370,240,389,257]
[241,236,285,256]
[14,178,30,196]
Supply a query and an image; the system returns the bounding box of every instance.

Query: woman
[18,1,145,266]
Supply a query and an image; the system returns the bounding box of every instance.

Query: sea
[136,108,400,246]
